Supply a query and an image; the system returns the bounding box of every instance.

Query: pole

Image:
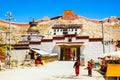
[109,21,112,53]
[9,17,11,68]
[5,12,15,68]
[100,21,105,54]
[5,32,8,68]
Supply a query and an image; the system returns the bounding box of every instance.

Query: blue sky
[0,0,120,23]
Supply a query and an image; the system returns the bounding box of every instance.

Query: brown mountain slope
[0,15,120,44]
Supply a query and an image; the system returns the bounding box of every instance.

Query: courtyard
[0,61,105,80]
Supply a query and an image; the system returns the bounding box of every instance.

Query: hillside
[0,20,29,44]
[0,15,120,44]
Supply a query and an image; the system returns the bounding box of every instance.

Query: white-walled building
[9,10,117,63]
[51,24,82,35]
[11,22,107,63]
[21,19,43,42]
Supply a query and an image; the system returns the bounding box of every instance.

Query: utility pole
[109,18,112,53]
[5,12,15,68]
[100,21,105,54]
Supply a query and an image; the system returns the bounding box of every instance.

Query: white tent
[110,51,120,56]
[99,51,120,59]
[103,51,120,57]
[32,49,50,56]
[31,48,58,56]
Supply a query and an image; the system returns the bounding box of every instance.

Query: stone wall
[11,49,28,64]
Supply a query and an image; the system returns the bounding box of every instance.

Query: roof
[50,16,62,20]
[29,41,41,44]
[56,42,85,46]
[32,48,50,56]
[52,24,82,29]
[12,44,29,49]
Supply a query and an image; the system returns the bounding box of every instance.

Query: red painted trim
[64,34,76,37]
[41,39,53,42]
[53,36,65,40]
[76,36,89,39]
[89,38,103,42]
[29,41,41,44]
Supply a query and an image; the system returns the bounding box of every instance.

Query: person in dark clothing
[73,59,80,76]
[29,49,34,59]
[28,48,36,65]
[87,61,92,77]
[36,54,41,60]
[90,59,94,68]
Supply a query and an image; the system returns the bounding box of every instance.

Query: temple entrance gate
[63,47,78,60]
[56,42,84,61]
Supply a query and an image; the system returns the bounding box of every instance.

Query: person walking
[34,52,40,66]
[73,59,80,76]
[90,59,94,68]
[87,61,92,77]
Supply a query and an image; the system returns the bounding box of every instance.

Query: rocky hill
[0,20,29,44]
[0,14,120,44]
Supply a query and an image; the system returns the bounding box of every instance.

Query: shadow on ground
[53,75,81,79]
[94,69,106,79]
[53,74,103,80]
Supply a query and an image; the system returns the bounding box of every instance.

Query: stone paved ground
[0,61,105,80]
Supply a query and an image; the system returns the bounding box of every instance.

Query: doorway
[60,47,79,61]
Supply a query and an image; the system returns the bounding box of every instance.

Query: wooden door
[64,48,72,60]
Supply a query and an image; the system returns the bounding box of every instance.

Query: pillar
[60,47,64,60]
[77,47,80,60]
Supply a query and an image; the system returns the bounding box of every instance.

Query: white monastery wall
[104,44,116,53]
[74,39,89,43]
[83,42,103,61]
[22,36,42,41]
[39,42,56,53]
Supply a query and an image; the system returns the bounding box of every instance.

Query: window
[54,33,56,35]
[75,28,77,31]
[54,29,56,32]
[27,36,31,41]
[75,32,77,34]
[68,37,72,42]
[69,28,70,31]
[72,28,73,31]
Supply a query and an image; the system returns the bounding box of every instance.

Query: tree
[0,45,14,56]
[0,45,6,56]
